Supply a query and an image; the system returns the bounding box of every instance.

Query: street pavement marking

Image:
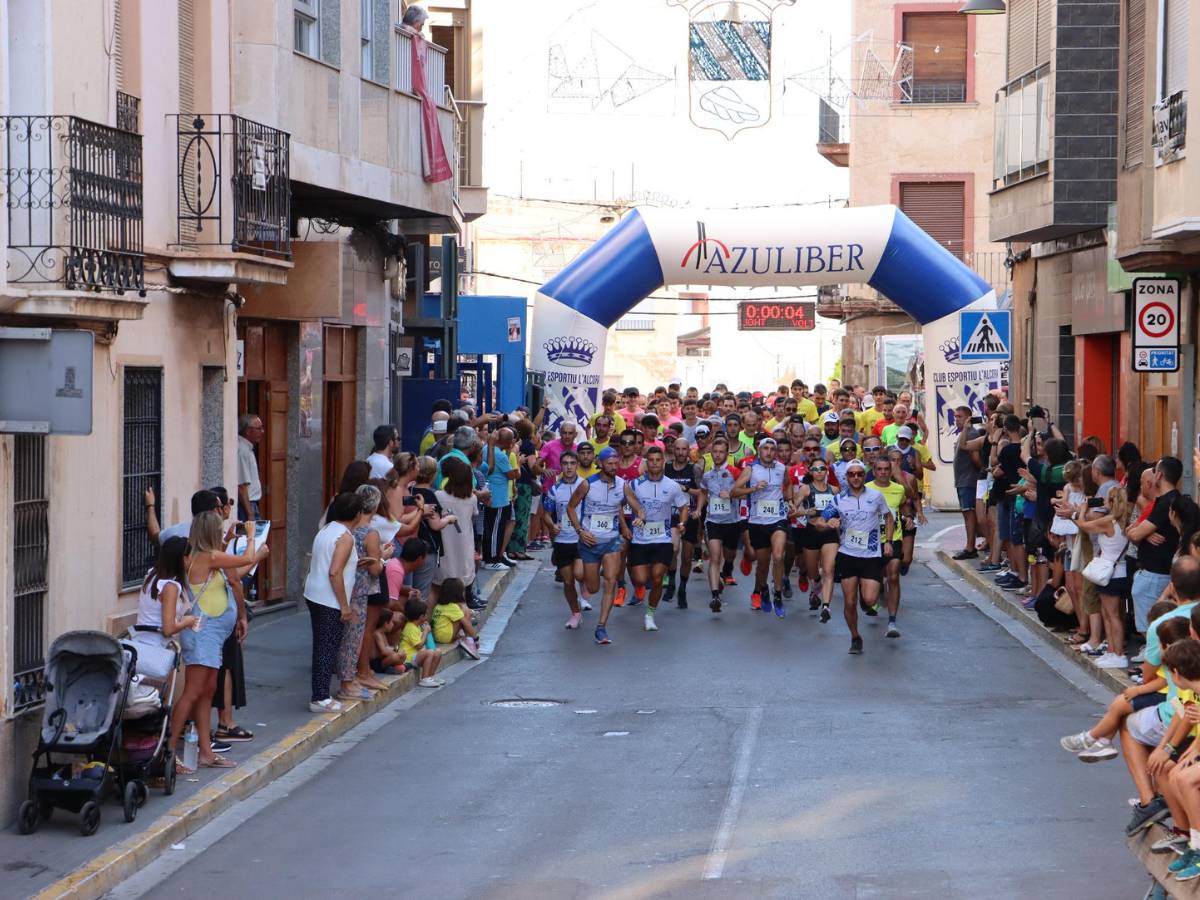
[701,705,764,881]
[917,522,963,548]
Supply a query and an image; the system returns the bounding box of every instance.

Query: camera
[1086,498,1106,508]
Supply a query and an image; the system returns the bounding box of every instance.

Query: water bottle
[182,722,199,771]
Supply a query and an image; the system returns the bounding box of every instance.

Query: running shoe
[594,625,611,645]
[723,575,738,586]
[1170,849,1200,874]
[782,578,793,599]
[629,585,646,606]
[761,595,774,615]
[1096,653,1129,669]
[1059,731,1101,753]
[864,602,880,617]
[1077,741,1119,763]
[418,677,445,688]
[1021,596,1038,610]
[1002,580,1028,593]
[1127,796,1169,835]
[677,585,688,609]
[751,591,762,610]
[482,561,509,571]
[885,621,900,639]
[565,613,583,630]
[644,612,658,632]
[848,636,864,655]
[977,562,1003,572]
[993,573,1020,587]
[740,552,753,576]
[774,598,786,619]
[692,563,703,574]
[710,595,723,613]
[664,581,676,601]
[819,604,831,623]
[613,586,626,607]
[580,597,593,611]
[808,589,821,611]
[797,576,809,593]
[1151,833,1189,854]
[951,549,978,560]
[459,637,482,659]
[211,738,232,754]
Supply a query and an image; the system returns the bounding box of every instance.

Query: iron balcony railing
[993,64,1051,190]
[174,114,292,260]
[116,91,140,133]
[903,80,967,104]
[2,114,145,293]
[818,97,845,144]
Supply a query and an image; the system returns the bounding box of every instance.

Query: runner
[867,456,907,638]
[566,448,631,645]
[833,459,894,654]
[624,446,690,632]
[732,437,793,617]
[698,436,743,613]
[832,438,859,484]
[541,451,591,629]
[800,458,840,617]
[613,430,644,607]
[664,438,703,608]
[888,444,926,575]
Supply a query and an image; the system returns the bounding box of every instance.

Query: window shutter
[1125,0,1146,168]
[114,0,126,92]
[320,0,342,67]
[179,0,197,242]
[1007,0,1037,80]
[899,182,966,259]
[904,13,968,98]
[1164,0,1189,97]
[1035,0,1053,67]
[372,0,390,83]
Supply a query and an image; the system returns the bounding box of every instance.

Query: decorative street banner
[529,204,999,508]
[669,0,797,139]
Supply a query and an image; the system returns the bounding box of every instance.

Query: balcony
[993,65,1050,191]
[447,91,487,221]
[169,114,293,286]
[816,98,848,168]
[1,115,147,320]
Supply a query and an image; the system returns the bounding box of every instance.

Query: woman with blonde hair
[168,511,265,772]
[1075,487,1134,669]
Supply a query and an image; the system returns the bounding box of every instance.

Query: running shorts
[628,543,674,568]
[706,520,743,551]
[748,521,788,551]
[834,552,883,583]
[551,542,579,569]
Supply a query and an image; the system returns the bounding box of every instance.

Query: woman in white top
[303,492,370,714]
[136,537,194,637]
[435,457,476,591]
[1075,486,1133,669]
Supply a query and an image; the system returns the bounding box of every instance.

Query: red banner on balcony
[410,31,453,184]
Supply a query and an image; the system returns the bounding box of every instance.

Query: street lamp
[958,0,1006,12]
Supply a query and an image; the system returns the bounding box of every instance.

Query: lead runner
[625,446,690,632]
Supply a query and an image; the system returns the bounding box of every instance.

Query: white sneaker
[1077,739,1118,762]
[418,677,444,688]
[579,597,593,611]
[459,637,481,660]
[565,612,582,630]
[1095,653,1129,669]
[482,561,509,571]
[1060,730,1104,753]
[308,698,343,714]
[644,613,658,632]
[1131,650,1147,664]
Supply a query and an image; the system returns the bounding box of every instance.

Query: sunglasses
[620,439,636,446]
[847,472,865,478]
[803,445,820,451]
[810,466,827,473]
[864,447,881,453]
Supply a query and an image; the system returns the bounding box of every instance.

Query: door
[323,325,359,504]
[238,320,289,604]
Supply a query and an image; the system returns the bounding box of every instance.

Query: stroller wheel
[136,780,149,807]
[17,800,39,835]
[122,782,139,823]
[79,800,101,836]
[163,751,177,796]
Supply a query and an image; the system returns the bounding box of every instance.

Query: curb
[935,551,1131,696]
[1130,824,1200,897]
[33,565,520,900]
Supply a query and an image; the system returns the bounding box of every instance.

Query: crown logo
[940,337,960,363]
[543,336,597,368]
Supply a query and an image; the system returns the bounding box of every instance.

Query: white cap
[432,419,448,434]
[823,410,840,424]
[897,426,915,440]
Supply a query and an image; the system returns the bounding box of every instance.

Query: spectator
[236,414,264,521]
[539,420,578,481]
[410,456,456,599]
[386,539,429,606]
[136,537,193,637]
[432,577,480,658]
[1075,478,1135,668]
[435,424,476,485]
[357,477,404,687]
[435,457,482,609]
[169,511,262,771]
[335,484,390,702]
[1127,457,1184,637]
[507,417,541,560]
[303,492,366,714]
[481,426,518,570]
[146,488,221,545]
[429,411,470,460]
[418,400,453,454]
[1118,441,1144,484]
[367,425,400,478]
[589,390,628,437]
[399,597,444,687]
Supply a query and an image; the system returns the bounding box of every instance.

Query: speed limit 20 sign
[1133,278,1180,372]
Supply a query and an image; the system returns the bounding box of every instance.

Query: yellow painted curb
[32,566,517,900]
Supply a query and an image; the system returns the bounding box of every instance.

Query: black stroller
[16,631,141,836]
[116,626,181,804]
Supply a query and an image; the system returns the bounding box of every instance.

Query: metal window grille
[122,368,162,586]
[1057,325,1075,449]
[13,435,49,714]
[615,316,655,331]
[116,91,140,133]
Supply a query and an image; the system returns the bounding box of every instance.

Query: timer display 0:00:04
[737,301,816,330]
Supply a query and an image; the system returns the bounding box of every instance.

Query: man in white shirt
[237,414,263,520]
[366,424,399,478]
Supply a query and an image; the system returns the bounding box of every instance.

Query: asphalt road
[125,546,1144,899]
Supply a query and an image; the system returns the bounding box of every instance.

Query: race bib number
[587,514,614,533]
[709,497,732,517]
[643,520,666,538]
[812,493,832,511]
[846,529,871,551]
[756,499,782,519]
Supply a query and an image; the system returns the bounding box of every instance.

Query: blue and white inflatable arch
[531,205,1003,507]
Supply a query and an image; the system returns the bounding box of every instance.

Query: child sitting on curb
[432,578,481,659]
[385,540,429,608]
[400,597,444,688]
[1060,603,1186,762]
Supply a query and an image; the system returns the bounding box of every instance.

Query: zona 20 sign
[1133,277,1180,373]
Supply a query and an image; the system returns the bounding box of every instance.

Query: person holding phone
[951,406,987,560]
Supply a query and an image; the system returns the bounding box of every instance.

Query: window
[13,435,48,713]
[122,368,162,586]
[1160,0,1189,100]
[1006,0,1053,80]
[902,13,968,104]
[993,64,1051,188]
[360,0,372,76]
[294,0,320,58]
[898,181,966,259]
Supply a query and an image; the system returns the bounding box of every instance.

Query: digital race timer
[736,301,817,331]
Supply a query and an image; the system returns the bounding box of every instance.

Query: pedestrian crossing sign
[958,310,1011,361]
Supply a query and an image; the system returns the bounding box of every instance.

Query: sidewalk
[0,566,519,900]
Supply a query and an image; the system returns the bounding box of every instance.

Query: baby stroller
[116,626,181,806]
[16,631,138,836]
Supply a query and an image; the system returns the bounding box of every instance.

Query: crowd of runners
[536,380,934,654]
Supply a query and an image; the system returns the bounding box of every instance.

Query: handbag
[1052,587,1074,615]
[1082,537,1128,587]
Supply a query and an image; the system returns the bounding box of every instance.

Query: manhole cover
[489,698,564,708]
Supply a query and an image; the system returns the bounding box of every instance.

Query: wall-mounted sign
[1133,277,1180,372]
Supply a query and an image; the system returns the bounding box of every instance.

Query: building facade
[817,0,1009,392]
[0,0,484,823]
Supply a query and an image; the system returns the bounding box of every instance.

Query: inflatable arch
[530,205,1008,507]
